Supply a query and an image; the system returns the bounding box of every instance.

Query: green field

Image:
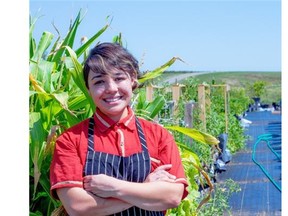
[193,71,280,87]
[160,71,281,104]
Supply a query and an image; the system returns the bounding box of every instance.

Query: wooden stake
[198,84,206,131]
[146,84,154,102]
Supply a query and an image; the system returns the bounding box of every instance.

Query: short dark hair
[83,42,140,90]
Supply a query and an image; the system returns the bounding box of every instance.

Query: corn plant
[30,9,220,215]
[29,10,108,215]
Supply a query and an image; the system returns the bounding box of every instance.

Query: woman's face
[87,68,135,121]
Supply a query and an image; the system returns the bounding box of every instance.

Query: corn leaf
[144,95,165,119]
[29,112,46,195]
[134,91,149,110]
[50,92,80,125]
[50,10,82,63]
[165,126,219,145]
[31,31,54,62]
[29,73,46,93]
[30,60,56,93]
[29,14,40,59]
[75,23,110,58]
[64,46,96,111]
[139,57,183,83]
[68,94,90,111]
[177,141,201,165]
[40,103,60,131]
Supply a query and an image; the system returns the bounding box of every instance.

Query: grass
[158,71,282,104]
[194,71,281,87]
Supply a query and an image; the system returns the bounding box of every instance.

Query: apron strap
[135,117,148,152]
[87,116,95,151]
[87,115,148,152]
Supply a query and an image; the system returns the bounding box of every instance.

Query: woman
[50,42,188,216]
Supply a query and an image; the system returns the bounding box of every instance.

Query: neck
[97,106,130,123]
[111,108,128,122]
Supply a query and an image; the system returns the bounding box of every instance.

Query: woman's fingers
[145,164,177,182]
[154,164,172,172]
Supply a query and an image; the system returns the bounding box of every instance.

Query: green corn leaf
[64,46,96,111]
[112,33,123,46]
[38,174,59,206]
[30,60,56,93]
[31,31,54,62]
[29,14,45,59]
[29,113,45,160]
[50,10,82,63]
[75,23,110,58]
[144,95,165,119]
[46,35,61,62]
[165,126,219,145]
[139,57,184,83]
[51,92,81,124]
[51,92,69,110]
[29,15,37,58]
[176,141,201,165]
[134,91,149,110]
[68,94,90,111]
[29,112,46,195]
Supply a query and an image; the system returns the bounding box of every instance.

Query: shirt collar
[94,106,136,132]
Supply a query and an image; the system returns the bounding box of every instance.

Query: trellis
[145,83,185,103]
[198,84,230,132]
[145,83,230,133]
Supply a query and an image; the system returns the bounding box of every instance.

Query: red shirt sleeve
[50,121,88,199]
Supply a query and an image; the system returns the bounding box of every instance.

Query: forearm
[114,180,184,211]
[57,187,132,216]
[83,166,186,211]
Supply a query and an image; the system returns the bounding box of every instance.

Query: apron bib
[84,117,164,216]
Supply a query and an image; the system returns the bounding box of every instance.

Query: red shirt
[50,106,188,199]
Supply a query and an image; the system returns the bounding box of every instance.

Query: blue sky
[29,0,281,72]
[0,1,285,214]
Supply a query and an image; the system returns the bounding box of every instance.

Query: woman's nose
[105,80,117,92]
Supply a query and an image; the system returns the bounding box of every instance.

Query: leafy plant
[29,10,109,215]
[154,77,246,214]
[229,87,252,115]
[196,178,241,216]
[247,80,267,98]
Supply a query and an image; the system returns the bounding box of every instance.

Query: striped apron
[84,117,165,216]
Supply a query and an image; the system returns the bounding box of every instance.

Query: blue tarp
[217,111,281,216]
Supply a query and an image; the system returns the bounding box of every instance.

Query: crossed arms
[57,164,185,216]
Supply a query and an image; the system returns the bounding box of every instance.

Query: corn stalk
[29,9,110,215]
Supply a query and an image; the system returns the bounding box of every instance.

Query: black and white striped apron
[84,117,165,216]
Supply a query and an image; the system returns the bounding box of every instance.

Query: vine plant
[151,77,249,214]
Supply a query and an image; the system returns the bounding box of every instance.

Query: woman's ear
[131,78,139,90]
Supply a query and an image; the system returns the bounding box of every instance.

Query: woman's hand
[83,164,177,199]
[144,164,176,183]
[82,165,183,211]
[83,174,119,198]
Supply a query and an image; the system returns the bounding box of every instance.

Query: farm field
[157,71,281,104]
[159,71,281,86]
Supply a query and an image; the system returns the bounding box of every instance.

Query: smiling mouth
[104,96,122,103]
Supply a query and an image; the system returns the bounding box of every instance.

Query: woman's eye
[94,80,104,85]
[115,77,126,81]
